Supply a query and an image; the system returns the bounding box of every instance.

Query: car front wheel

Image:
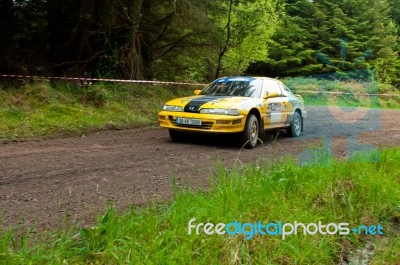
[241,114,259,148]
[287,111,302,137]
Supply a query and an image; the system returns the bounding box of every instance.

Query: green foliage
[0,78,398,141]
[249,0,321,77]
[251,0,400,88]
[1,148,399,264]
[80,84,112,108]
[0,81,194,140]
[220,0,278,75]
[1,0,400,85]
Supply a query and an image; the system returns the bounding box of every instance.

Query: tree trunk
[0,0,13,52]
[215,0,233,79]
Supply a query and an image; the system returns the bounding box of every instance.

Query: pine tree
[257,0,399,85]
[248,0,322,77]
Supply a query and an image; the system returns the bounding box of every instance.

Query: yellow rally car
[158,76,307,148]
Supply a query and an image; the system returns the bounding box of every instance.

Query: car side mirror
[194,89,201,95]
[264,91,280,99]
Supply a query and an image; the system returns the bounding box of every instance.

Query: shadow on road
[167,130,290,149]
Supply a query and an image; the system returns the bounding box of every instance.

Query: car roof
[218,76,279,82]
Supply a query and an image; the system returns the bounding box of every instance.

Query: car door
[263,80,285,128]
[277,81,290,123]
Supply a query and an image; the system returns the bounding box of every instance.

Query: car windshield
[200,78,263,98]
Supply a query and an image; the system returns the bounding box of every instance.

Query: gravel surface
[0,106,399,230]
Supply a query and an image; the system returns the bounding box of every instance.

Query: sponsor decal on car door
[266,97,284,125]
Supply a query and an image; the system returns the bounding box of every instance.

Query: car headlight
[163,105,183,112]
[200,108,240,116]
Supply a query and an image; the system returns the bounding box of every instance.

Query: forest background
[0,0,399,90]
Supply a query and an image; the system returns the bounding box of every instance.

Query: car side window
[278,82,289,97]
[264,80,282,97]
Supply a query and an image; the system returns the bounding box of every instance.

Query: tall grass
[0,81,195,140]
[1,148,399,264]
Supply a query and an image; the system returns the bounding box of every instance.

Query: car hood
[165,95,263,112]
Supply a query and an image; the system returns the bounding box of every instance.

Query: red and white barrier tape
[1,74,399,96]
[0,74,207,86]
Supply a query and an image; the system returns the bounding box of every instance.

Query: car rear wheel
[287,111,302,137]
[241,114,259,149]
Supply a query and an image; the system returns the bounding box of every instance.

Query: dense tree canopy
[251,0,399,85]
[0,0,399,87]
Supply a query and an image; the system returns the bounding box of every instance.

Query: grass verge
[0,78,400,141]
[1,148,399,264]
[0,78,399,140]
[0,80,194,140]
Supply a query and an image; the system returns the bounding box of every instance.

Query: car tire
[258,118,267,142]
[241,114,259,149]
[287,111,302,137]
[169,129,184,142]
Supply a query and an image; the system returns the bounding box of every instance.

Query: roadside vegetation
[286,77,400,109]
[0,147,399,264]
[2,0,400,86]
[0,80,194,140]
[1,78,399,140]
[1,1,399,263]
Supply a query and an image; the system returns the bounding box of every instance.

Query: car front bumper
[158,111,246,133]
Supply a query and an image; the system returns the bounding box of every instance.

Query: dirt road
[0,106,399,230]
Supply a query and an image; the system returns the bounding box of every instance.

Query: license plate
[176,118,202,126]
